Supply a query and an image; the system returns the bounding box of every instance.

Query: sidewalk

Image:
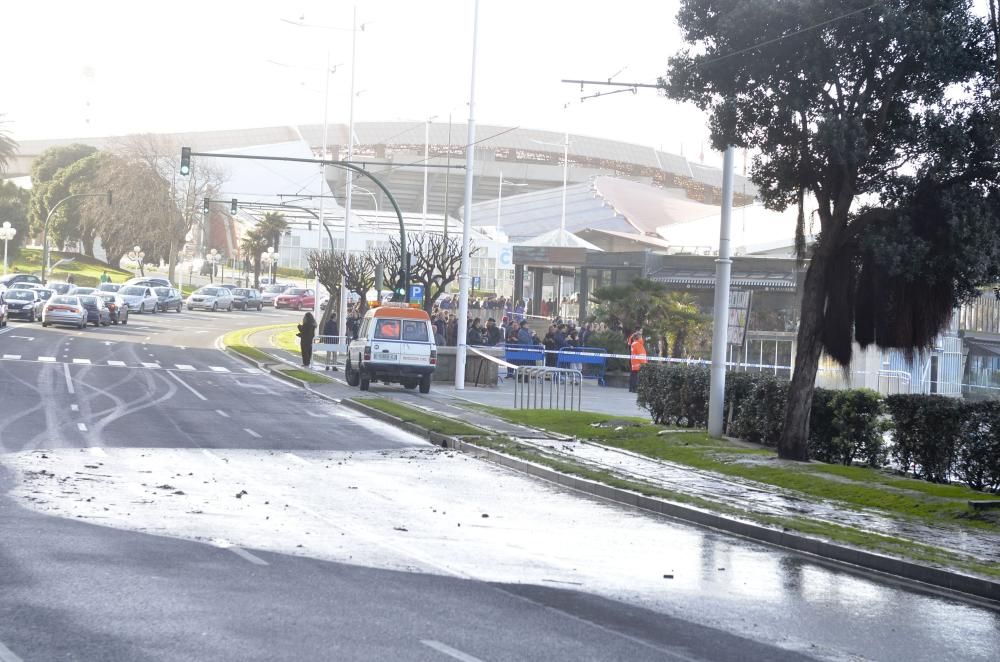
[236,326,1000,599]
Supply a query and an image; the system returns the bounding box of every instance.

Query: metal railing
[514,366,583,411]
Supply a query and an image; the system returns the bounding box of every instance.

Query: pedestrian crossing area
[0,354,263,375]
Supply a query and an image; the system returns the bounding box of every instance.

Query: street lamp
[128,245,146,277]
[262,247,279,284]
[207,248,221,284]
[0,221,16,276]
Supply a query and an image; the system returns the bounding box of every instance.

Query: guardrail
[469,346,583,411]
[314,335,348,371]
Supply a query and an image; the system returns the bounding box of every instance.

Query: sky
[0,0,722,164]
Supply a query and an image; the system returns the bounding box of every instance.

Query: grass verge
[272,327,300,354]
[281,368,332,384]
[356,398,486,436]
[220,324,293,364]
[10,248,132,284]
[478,408,1000,533]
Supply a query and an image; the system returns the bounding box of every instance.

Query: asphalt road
[0,307,998,662]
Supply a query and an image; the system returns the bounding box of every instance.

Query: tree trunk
[671,328,687,358]
[777,250,830,461]
[167,237,177,285]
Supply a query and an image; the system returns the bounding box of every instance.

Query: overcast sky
[2,0,725,164]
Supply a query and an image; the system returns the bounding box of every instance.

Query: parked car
[79,295,112,327]
[124,277,172,289]
[42,295,87,329]
[187,286,234,311]
[47,282,74,295]
[154,287,183,313]
[274,288,316,310]
[0,293,7,327]
[260,284,289,306]
[4,289,44,322]
[32,288,56,305]
[346,304,437,393]
[0,274,42,293]
[97,283,122,293]
[218,283,238,291]
[232,288,263,311]
[119,285,160,313]
[98,293,129,325]
[67,286,98,297]
[9,282,40,290]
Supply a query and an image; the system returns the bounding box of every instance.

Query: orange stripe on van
[370,307,431,320]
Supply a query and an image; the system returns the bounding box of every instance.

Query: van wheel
[359,373,370,391]
[345,359,360,387]
[419,373,431,394]
[403,380,417,390]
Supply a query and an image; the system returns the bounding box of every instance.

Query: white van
[346,304,437,393]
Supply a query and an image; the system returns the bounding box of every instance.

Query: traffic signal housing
[202,198,210,215]
[180,147,191,176]
[230,199,238,215]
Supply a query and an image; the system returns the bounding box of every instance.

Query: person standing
[629,328,647,393]
[99,270,110,284]
[298,311,317,367]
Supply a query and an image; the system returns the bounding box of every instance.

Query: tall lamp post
[207,248,221,284]
[128,245,146,278]
[262,247,278,285]
[0,222,16,276]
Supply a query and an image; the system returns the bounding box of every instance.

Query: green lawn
[221,324,293,364]
[480,408,1000,532]
[9,248,132,286]
[282,368,332,384]
[271,327,300,354]
[356,398,486,436]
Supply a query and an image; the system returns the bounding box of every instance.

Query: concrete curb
[225,340,1000,604]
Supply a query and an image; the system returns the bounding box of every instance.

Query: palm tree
[257,212,289,253]
[239,227,270,289]
[0,115,17,174]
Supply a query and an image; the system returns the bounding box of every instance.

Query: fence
[514,366,583,411]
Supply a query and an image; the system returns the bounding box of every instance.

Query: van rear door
[399,319,432,367]
[371,318,403,364]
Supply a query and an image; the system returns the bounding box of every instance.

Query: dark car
[0,274,42,291]
[79,295,112,327]
[0,293,7,327]
[98,293,130,325]
[4,289,44,322]
[232,288,263,311]
[47,282,74,295]
[154,287,183,313]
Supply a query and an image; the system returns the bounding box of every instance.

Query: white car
[118,285,160,313]
[187,286,234,312]
[346,304,437,393]
[260,284,289,306]
[124,276,173,289]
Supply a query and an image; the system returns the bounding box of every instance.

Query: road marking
[2,354,20,360]
[107,360,126,367]
[0,639,24,662]
[9,335,34,341]
[420,641,485,662]
[88,447,108,457]
[215,409,230,418]
[243,368,263,374]
[284,452,310,466]
[140,362,160,369]
[176,364,195,371]
[243,428,261,438]
[0,327,10,336]
[72,358,91,365]
[38,356,56,362]
[168,371,207,401]
[70,404,79,412]
[304,410,327,418]
[63,363,75,394]
[209,366,230,373]
[77,423,88,432]
[229,547,269,566]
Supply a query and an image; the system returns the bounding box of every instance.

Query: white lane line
[38,356,56,362]
[243,428,261,439]
[0,327,11,336]
[209,366,230,373]
[140,362,160,369]
[107,360,126,367]
[168,371,207,401]
[229,547,269,566]
[176,364,195,371]
[88,447,108,457]
[304,410,327,418]
[0,639,25,662]
[2,354,20,360]
[70,404,79,412]
[420,641,485,662]
[284,452,310,466]
[215,409,230,418]
[243,368,263,374]
[63,363,75,394]
[77,423,88,432]
[72,358,91,365]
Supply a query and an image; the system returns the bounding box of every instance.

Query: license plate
[402,355,423,362]
[374,353,398,361]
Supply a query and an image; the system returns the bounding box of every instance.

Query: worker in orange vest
[629,328,647,393]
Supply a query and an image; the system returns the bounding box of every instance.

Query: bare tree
[387,233,475,312]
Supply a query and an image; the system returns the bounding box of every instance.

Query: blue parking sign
[472,276,481,289]
[408,284,424,302]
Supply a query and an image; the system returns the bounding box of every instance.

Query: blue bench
[556,346,607,386]
[504,343,546,364]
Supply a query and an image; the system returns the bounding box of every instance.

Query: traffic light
[180,147,191,176]
[230,198,238,215]
[202,198,210,215]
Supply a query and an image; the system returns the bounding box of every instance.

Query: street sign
[727,290,752,345]
[409,284,424,303]
[472,275,481,290]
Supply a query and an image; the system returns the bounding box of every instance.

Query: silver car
[42,295,87,329]
[187,286,234,312]
[119,285,160,313]
[260,284,289,306]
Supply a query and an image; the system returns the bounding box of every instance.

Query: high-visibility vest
[630,336,647,372]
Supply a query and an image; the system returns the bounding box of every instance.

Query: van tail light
[430,349,437,365]
[363,346,371,361]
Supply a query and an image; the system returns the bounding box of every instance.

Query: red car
[273,288,316,310]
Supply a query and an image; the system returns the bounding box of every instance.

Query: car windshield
[35,289,54,300]
[7,291,34,301]
[53,296,79,305]
[234,289,251,297]
[374,319,402,340]
[154,287,171,296]
[401,320,429,342]
[286,289,307,295]
[99,294,115,302]
[198,288,220,296]
[79,296,98,305]
[264,285,285,293]
[121,287,146,296]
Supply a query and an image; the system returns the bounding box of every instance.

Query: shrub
[808,388,844,463]
[723,371,759,436]
[636,363,710,427]
[885,395,962,483]
[732,374,788,446]
[956,401,1000,493]
[833,389,887,467]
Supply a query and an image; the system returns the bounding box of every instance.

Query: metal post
[455,0,480,390]
[422,118,430,233]
[338,4,359,361]
[708,146,735,437]
[316,47,331,322]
